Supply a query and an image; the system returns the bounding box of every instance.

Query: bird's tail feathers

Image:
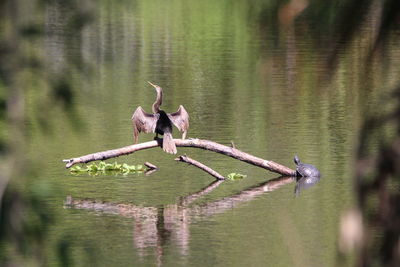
[162,133,177,154]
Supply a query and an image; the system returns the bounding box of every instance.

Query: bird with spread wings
[131,82,189,154]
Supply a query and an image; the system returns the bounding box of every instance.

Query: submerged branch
[144,162,158,170]
[63,138,296,176]
[175,155,226,180]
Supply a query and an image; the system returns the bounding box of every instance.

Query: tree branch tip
[63,159,76,168]
[65,162,75,169]
[230,141,236,149]
[175,154,189,161]
[144,162,158,170]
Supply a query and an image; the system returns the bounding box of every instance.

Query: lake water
[21,1,400,266]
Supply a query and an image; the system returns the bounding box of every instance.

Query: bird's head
[148,81,162,93]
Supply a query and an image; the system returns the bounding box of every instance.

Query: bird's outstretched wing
[168,105,189,139]
[131,106,159,143]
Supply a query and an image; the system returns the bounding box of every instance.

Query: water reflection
[294,176,320,197]
[64,175,297,265]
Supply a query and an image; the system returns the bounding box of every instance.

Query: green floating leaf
[69,161,148,176]
[97,161,106,171]
[112,162,122,170]
[70,165,84,172]
[128,165,136,171]
[104,163,114,170]
[122,163,129,168]
[88,164,98,172]
[135,165,144,171]
[226,173,247,180]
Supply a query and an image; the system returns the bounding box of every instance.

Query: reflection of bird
[294,155,321,177]
[131,82,189,154]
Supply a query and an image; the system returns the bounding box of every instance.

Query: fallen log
[63,138,296,176]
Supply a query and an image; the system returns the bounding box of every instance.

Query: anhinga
[131,82,189,154]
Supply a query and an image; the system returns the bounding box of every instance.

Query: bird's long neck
[152,90,163,113]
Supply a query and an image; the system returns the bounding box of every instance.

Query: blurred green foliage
[0,0,398,265]
[0,0,94,265]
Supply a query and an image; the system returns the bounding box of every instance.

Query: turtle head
[294,155,300,165]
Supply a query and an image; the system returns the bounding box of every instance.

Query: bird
[131,81,189,154]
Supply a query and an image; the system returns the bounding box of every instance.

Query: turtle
[294,155,321,177]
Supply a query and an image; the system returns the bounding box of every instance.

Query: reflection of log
[187,176,294,217]
[64,195,158,219]
[175,155,225,180]
[64,176,294,219]
[64,175,295,265]
[180,179,225,206]
[63,138,296,176]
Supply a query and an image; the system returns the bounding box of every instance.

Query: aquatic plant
[226,173,247,180]
[69,161,146,175]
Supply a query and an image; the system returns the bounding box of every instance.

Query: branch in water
[62,138,296,176]
[144,162,158,170]
[175,154,226,180]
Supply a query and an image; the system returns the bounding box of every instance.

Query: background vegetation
[0,0,399,265]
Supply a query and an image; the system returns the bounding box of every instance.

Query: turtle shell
[296,163,320,177]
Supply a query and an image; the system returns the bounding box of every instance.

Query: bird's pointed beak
[147,81,158,88]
